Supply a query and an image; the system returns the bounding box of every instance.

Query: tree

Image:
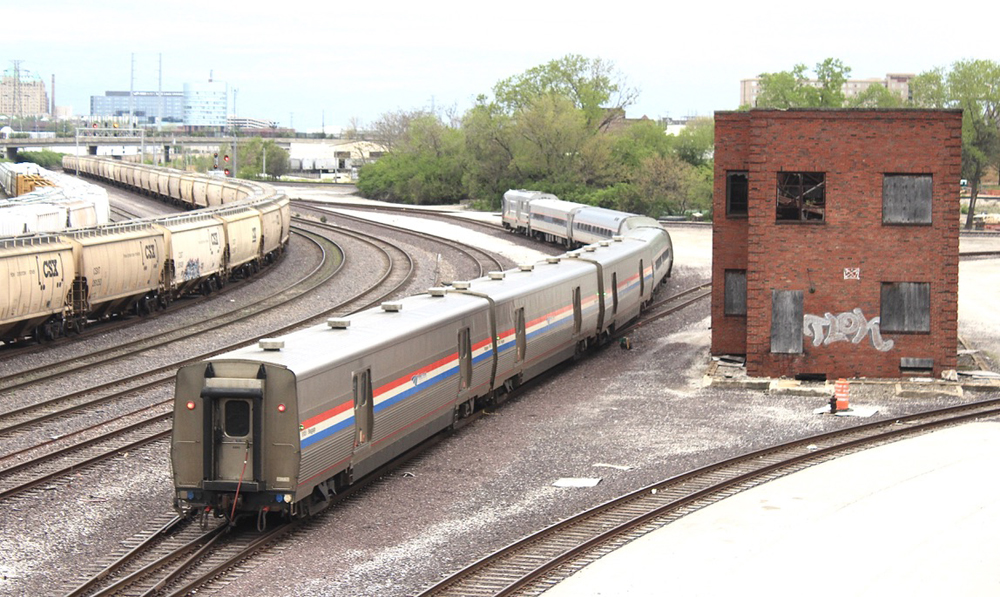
[673,117,715,168]
[357,113,465,204]
[911,60,1000,229]
[235,138,289,180]
[370,109,433,153]
[848,84,904,108]
[492,54,639,131]
[753,59,851,108]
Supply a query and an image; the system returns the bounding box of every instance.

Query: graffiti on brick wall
[803,308,894,352]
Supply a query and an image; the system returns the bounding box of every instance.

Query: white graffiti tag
[803,308,894,352]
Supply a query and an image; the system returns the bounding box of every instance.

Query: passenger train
[502,188,662,248]
[171,192,673,522]
[0,157,289,344]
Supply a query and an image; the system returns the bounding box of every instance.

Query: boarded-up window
[724,270,747,316]
[727,171,748,216]
[881,282,930,332]
[883,174,932,224]
[776,172,825,221]
[771,290,803,354]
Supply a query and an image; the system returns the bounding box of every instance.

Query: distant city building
[183,80,228,128]
[740,73,914,107]
[0,68,49,117]
[229,116,277,130]
[90,91,184,124]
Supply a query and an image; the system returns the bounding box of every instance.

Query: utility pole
[158,53,164,132]
[129,52,135,128]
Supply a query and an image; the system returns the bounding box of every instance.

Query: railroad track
[418,398,1000,596]
[0,222,409,503]
[42,279,712,595]
[59,434,448,597]
[0,226,339,393]
[296,201,510,278]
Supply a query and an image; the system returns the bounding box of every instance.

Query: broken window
[776,172,825,221]
[883,174,932,224]
[724,270,747,316]
[726,171,749,216]
[770,290,804,354]
[880,282,930,333]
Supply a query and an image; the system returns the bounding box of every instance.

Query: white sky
[5,0,998,131]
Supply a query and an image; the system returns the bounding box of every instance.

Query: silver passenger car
[527,197,587,247]
[502,189,556,234]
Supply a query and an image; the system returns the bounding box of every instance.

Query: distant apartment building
[90,91,185,124]
[183,80,228,129]
[0,70,49,117]
[740,74,914,107]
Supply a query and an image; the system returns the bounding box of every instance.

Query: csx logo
[42,259,59,278]
[144,244,157,259]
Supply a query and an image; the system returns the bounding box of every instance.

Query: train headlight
[186,401,196,410]
[284,494,293,503]
[277,403,286,413]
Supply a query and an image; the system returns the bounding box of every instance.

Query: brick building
[711,109,963,379]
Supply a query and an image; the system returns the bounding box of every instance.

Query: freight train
[0,157,289,344]
[171,193,672,522]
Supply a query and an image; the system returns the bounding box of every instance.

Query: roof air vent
[585,245,596,252]
[568,252,581,259]
[327,318,351,329]
[488,271,505,280]
[428,287,447,297]
[613,235,624,242]
[453,281,471,290]
[259,339,284,351]
[599,241,611,247]
[546,257,560,264]
[381,302,403,312]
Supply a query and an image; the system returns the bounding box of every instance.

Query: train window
[776,172,825,221]
[573,287,582,334]
[611,272,619,315]
[515,308,526,363]
[880,282,930,333]
[458,328,472,389]
[727,171,749,217]
[224,400,251,437]
[883,174,932,224]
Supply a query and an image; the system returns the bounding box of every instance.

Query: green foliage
[16,150,64,168]
[754,59,851,108]
[233,138,290,180]
[492,54,637,130]
[672,118,715,168]
[847,84,904,108]
[356,53,713,217]
[357,114,466,205]
[912,59,1000,228]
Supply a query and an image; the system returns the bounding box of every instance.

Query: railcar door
[200,372,264,490]
[353,370,374,450]
[214,397,255,481]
